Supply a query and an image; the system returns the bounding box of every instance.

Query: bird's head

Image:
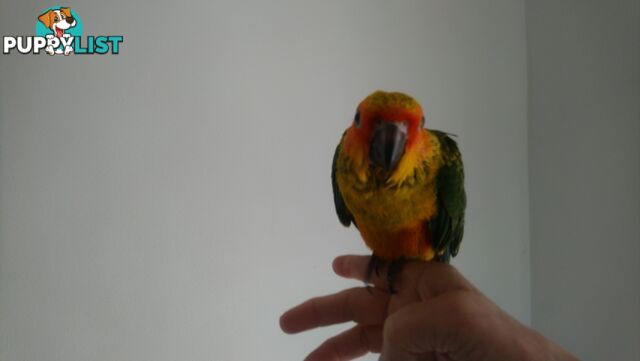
[342,90,426,183]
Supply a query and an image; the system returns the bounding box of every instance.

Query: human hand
[280,255,577,361]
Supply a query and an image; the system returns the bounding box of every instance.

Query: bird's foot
[364,254,384,294]
[365,254,383,283]
[386,258,406,294]
[364,255,406,294]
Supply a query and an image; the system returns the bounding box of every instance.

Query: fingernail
[332,256,344,275]
[279,312,291,333]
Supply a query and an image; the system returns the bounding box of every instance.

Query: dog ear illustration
[60,7,72,19]
[38,10,55,29]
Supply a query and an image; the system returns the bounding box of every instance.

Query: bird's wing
[332,135,354,227]
[428,130,466,262]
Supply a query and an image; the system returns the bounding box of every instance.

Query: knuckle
[358,326,371,351]
[446,290,476,312]
[308,297,322,324]
[382,314,405,345]
[444,290,486,329]
[343,288,357,320]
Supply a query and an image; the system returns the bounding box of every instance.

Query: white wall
[0,1,530,360]
[527,1,640,360]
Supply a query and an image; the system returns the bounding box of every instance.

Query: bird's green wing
[428,130,466,263]
[332,136,354,227]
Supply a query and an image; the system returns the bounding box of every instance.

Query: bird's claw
[386,258,405,294]
[364,254,405,294]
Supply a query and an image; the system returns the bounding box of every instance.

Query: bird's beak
[369,121,407,172]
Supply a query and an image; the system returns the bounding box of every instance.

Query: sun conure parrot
[332,90,466,291]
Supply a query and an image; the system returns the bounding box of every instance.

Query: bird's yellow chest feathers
[339,175,437,231]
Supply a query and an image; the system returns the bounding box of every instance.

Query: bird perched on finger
[332,90,466,291]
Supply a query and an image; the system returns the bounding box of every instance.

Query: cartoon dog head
[38,7,76,38]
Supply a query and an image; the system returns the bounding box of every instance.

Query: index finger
[280,287,389,334]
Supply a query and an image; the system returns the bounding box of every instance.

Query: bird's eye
[421,116,425,128]
[354,112,361,128]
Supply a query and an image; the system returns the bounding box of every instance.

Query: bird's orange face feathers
[347,91,425,147]
[342,91,427,182]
